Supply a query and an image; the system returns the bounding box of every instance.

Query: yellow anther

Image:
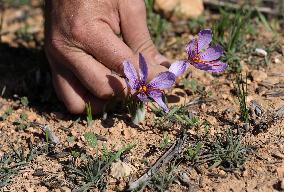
[142,85,147,92]
[193,54,202,63]
[138,85,147,93]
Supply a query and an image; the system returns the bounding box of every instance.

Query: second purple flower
[168,29,228,74]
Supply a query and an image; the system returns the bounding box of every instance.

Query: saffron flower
[168,29,228,74]
[123,53,176,112]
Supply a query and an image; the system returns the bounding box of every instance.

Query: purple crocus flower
[123,53,176,112]
[186,29,228,72]
[168,29,227,74]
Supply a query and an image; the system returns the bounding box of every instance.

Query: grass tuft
[145,0,168,45]
[235,73,250,123]
[213,6,252,73]
[159,132,171,149]
[148,163,177,192]
[85,102,93,127]
[66,142,135,191]
[210,128,247,170]
[0,144,43,187]
[151,105,200,130]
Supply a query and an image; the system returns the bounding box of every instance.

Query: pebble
[219,170,227,177]
[242,170,249,177]
[178,172,191,186]
[255,48,268,57]
[274,57,281,64]
[207,116,217,125]
[110,160,133,179]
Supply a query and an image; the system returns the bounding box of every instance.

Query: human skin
[44,0,169,114]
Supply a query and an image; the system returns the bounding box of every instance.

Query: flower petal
[207,61,228,72]
[186,39,198,57]
[169,60,189,77]
[200,44,223,61]
[148,90,169,112]
[198,29,212,52]
[139,53,148,83]
[123,60,139,90]
[147,71,176,89]
[137,92,148,102]
[191,60,228,72]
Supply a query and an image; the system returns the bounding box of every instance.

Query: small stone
[276,164,284,177]
[219,170,227,177]
[110,160,133,179]
[242,170,248,177]
[178,172,191,186]
[251,70,267,82]
[255,48,268,57]
[274,57,281,64]
[200,103,206,110]
[207,116,217,125]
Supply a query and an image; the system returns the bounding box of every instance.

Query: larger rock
[110,160,133,179]
[155,0,204,19]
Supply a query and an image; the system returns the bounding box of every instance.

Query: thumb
[118,0,169,67]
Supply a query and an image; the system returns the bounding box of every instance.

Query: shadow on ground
[0,43,61,111]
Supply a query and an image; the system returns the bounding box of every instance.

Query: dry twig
[127,131,188,191]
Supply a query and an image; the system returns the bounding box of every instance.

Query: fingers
[50,64,107,114]
[69,18,167,81]
[118,0,170,66]
[47,44,128,101]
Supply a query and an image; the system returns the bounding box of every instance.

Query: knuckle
[69,19,94,42]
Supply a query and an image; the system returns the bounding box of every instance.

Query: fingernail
[154,54,170,68]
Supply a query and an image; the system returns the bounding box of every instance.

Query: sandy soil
[0,2,284,192]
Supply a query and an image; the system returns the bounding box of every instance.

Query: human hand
[44,0,169,114]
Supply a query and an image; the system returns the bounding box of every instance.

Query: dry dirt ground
[0,2,284,192]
